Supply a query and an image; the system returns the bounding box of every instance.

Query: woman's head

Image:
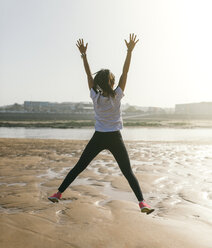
[93,69,115,97]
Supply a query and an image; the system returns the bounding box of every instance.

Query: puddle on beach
[0,182,27,187]
[35,142,212,212]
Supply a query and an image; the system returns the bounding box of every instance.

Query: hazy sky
[1,0,212,108]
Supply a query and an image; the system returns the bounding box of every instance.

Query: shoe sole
[141,207,155,215]
[48,197,60,203]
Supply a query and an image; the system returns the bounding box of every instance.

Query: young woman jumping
[48,33,154,214]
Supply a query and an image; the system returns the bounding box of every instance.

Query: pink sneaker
[48,192,62,203]
[139,200,154,215]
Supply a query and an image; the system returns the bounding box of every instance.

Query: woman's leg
[108,132,144,202]
[58,132,103,193]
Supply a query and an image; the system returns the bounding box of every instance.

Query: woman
[48,34,154,214]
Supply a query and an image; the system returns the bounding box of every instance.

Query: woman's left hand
[125,33,139,52]
[76,39,88,54]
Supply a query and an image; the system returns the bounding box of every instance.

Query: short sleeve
[90,88,97,100]
[115,86,124,100]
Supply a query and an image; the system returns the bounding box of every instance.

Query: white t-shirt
[90,86,124,132]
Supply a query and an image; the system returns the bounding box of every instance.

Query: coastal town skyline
[1,100,212,116]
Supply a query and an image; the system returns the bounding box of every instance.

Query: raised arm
[76,39,94,90]
[118,33,139,92]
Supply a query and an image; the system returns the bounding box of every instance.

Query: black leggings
[58,131,144,202]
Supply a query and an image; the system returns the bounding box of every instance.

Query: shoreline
[1,137,212,145]
[1,119,212,129]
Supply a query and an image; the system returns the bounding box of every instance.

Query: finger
[77,40,81,46]
[76,43,79,48]
[82,39,84,46]
[124,39,128,46]
[134,35,137,41]
[85,43,88,49]
[135,39,139,44]
[132,33,134,40]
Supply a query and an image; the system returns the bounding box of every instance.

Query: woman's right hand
[125,33,139,52]
[76,39,88,55]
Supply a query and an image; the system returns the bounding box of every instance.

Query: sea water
[0,127,212,142]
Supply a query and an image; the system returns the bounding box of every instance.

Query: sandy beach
[0,137,212,248]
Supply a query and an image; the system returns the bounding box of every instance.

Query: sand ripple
[0,138,212,248]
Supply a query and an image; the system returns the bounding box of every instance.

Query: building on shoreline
[24,101,50,112]
[23,101,94,114]
[0,100,174,115]
[175,102,212,115]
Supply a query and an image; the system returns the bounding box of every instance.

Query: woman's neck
[102,92,109,97]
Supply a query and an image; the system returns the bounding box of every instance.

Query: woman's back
[90,86,124,132]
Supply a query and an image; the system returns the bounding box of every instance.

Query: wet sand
[0,138,212,248]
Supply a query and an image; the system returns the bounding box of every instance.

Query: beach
[0,137,212,248]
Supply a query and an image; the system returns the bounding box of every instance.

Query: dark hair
[93,69,115,98]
